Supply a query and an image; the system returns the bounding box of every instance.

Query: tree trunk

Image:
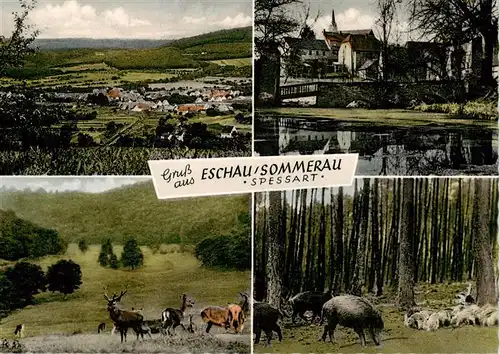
[351,179,370,296]
[472,179,497,306]
[267,191,285,309]
[333,187,344,294]
[369,179,379,293]
[397,178,416,310]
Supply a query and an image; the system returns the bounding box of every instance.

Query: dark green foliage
[46,259,82,295]
[78,239,88,252]
[195,211,251,270]
[77,133,95,147]
[0,210,66,260]
[98,238,119,268]
[167,27,252,50]
[4,262,46,307]
[0,89,75,150]
[121,237,144,270]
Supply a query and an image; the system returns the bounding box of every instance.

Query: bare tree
[408,0,498,87]
[374,0,403,81]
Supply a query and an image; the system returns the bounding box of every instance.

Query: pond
[254,115,499,176]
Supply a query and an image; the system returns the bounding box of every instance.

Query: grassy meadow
[0,244,250,352]
[0,181,251,352]
[255,283,498,353]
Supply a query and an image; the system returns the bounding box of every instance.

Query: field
[209,58,252,66]
[0,244,251,353]
[0,147,251,175]
[254,283,498,353]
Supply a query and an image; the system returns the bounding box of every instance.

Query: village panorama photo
[0,0,252,175]
[254,0,498,176]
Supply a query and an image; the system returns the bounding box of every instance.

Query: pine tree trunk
[352,179,370,296]
[333,187,344,295]
[472,179,497,306]
[317,188,327,292]
[267,191,285,309]
[397,178,416,310]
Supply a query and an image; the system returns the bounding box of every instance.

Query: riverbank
[413,100,497,120]
[257,108,497,129]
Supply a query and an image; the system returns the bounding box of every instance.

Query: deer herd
[101,286,249,343]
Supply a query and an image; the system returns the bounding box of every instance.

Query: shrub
[98,238,119,268]
[78,239,88,252]
[195,232,250,270]
[46,260,82,296]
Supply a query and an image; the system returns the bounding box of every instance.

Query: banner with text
[148,154,358,199]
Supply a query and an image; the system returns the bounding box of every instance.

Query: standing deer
[13,324,24,338]
[103,287,146,343]
[239,292,249,315]
[161,294,195,335]
[97,322,106,334]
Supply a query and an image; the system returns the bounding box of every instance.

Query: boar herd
[253,291,384,347]
[254,285,499,347]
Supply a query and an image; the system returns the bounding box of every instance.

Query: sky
[0,176,151,194]
[294,0,411,42]
[0,0,252,39]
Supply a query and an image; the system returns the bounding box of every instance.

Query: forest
[254,178,498,305]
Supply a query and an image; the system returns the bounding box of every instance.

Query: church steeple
[330,7,338,33]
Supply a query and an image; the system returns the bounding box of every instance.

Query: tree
[98,239,118,268]
[0,0,39,76]
[408,0,498,87]
[374,0,402,81]
[46,260,82,296]
[4,262,46,307]
[397,178,416,310]
[472,178,497,306]
[78,239,88,253]
[266,191,285,309]
[121,238,144,270]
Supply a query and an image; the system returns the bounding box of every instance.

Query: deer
[13,324,24,338]
[187,314,197,334]
[103,287,147,343]
[97,322,106,334]
[201,293,246,334]
[239,292,249,315]
[161,294,195,335]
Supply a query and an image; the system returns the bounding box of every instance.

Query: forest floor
[0,244,251,353]
[258,108,498,129]
[254,282,499,353]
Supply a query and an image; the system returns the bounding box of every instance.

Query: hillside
[33,38,170,50]
[166,27,252,50]
[0,181,250,245]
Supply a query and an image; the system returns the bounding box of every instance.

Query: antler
[103,285,111,301]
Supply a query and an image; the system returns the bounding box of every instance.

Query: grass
[258,107,498,129]
[193,114,252,133]
[0,244,251,353]
[413,100,498,120]
[209,58,252,66]
[0,181,250,245]
[255,282,498,353]
[0,146,251,175]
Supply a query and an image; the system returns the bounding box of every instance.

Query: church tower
[329,7,338,33]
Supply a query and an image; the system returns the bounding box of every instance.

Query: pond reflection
[254,115,498,176]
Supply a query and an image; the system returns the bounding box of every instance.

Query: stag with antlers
[103,286,147,343]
